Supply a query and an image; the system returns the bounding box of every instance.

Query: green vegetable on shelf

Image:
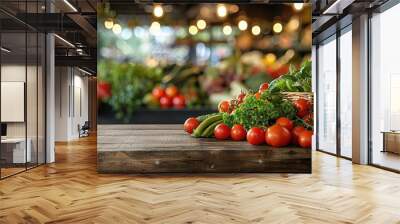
[222,91,297,130]
[268,60,312,93]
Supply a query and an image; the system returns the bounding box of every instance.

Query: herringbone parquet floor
[1,135,400,224]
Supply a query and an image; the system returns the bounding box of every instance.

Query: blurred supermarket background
[97,3,311,123]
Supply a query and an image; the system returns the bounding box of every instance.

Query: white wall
[55,67,89,141]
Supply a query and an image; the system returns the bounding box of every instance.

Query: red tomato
[97,81,112,100]
[237,92,246,104]
[152,86,165,99]
[214,124,231,140]
[293,99,311,118]
[165,85,179,98]
[298,130,313,148]
[265,124,291,147]
[218,100,230,113]
[172,95,186,109]
[184,117,199,134]
[159,96,172,108]
[303,113,314,126]
[259,82,269,93]
[247,127,265,145]
[230,124,247,141]
[254,92,261,99]
[276,117,294,130]
[291,126,306,145]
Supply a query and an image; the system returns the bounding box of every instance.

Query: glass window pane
[339,29,352,158]
[317,37,337,154]
[371,4,400,171]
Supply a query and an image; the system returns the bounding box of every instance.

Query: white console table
[1,138,32,163]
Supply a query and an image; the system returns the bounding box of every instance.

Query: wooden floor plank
[0,135,400,223]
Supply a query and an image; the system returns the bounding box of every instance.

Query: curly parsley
[222,91,296,130]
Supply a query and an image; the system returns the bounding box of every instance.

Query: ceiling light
[273,22,283,33]
[238,20,248,31]
[78,67,93,76]
[112,23,122,35]
[63,0,78,12]
[197,19,207,30]
[229,4,240,13]
[222,25,232,36]
[188,25,198,35]
[217,4,227,18]
[1,47,11,53]
[293,3,304,11]
[287,17,300,31]
[149,21,161,35]
[251,25,261,36]
[104,19,114,29]
[322,0,352,15]
[54,34,75,48]
[153,5,164,18]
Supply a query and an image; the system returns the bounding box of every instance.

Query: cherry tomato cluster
[213,117,312,148]
[152,85,186,109]
[184,116,312,148]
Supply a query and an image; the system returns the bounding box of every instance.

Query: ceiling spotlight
[222,25,232,36]
[104,19,114,29]
[238,20,248,31]
[153,5,164,18]
[251,25,261,36]
[293,3,304,11]
[217,4,227,18]
[188,25,198,35]
[197,19,207,30]
[149,21,161,35]
[273,22,283,33]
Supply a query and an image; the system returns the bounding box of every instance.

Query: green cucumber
[202,120,223,138]
[192,114,222,137]
[196,113,219,123]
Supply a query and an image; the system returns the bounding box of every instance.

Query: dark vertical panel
[367,11,373,165]
[25,0,28,171]
[0,14,2,179]
[336,28,341,157]
[315,45,319,151]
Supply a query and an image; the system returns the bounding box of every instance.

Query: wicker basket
[281,92,313,104]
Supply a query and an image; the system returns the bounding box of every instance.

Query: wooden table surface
[97,124,311,173]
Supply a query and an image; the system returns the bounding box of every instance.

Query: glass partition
[317,36,337,154]
[1,30,28,177]
[0,1,46,179]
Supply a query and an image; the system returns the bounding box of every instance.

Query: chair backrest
[82,121,90,129]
